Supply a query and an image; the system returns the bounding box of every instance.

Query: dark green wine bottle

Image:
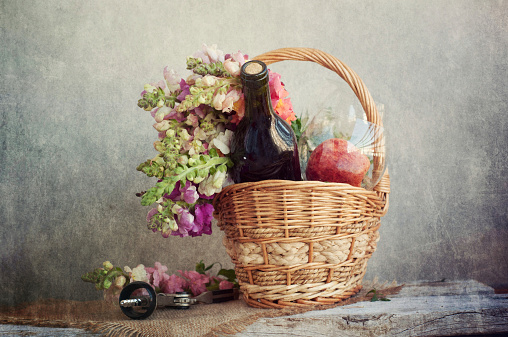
[231,60,302,183]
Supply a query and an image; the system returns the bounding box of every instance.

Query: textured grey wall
[1,1,507,306]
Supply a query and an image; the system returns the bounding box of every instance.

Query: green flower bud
[153,141,165,153]
[144,84,156,93]
[218,86,228,95]
[103,279,112,290]
[186,170,196,181]
[206,90,214,102]
[197,168,209,178]
[217,164,227,173]
[179,129,191,141]
[197,94,207,104]
[189,86,201,95]
[209,148,218,157]
[114,275,126,289]
[166,129,176,138]
[177,155,189,166]
[103,261,114,271]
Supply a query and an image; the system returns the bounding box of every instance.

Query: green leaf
[225,158,234,168]
[217,269,237,283]
[206,278,221,291]
[367,288,390,302]
[195,260,206,274]
[209,148,218,157]
[291,117,304,142]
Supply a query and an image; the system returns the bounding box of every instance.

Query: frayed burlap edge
[0,280,402,337]
[0,316,142,337]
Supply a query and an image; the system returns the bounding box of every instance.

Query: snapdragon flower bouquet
[136,44,296,238]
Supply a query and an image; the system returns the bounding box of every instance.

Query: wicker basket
[213,48,390,309]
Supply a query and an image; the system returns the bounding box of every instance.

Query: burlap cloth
[0,281,401,337]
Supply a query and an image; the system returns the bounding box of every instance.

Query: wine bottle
[230,60,302,183]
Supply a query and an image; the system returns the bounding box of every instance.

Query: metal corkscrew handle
[118,281,157,320]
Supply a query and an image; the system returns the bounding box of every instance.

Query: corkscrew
[118,281,238,319]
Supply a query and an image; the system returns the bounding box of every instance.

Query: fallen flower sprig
[81,260,237,298]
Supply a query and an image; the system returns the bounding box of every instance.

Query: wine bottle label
[244,62,263,75]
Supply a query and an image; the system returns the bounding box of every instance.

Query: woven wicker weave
[213,48,390,309]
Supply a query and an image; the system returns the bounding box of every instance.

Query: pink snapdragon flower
[180,182,199,204]
[231,95,245,125]
[219,280,235,290]
[225,51,249,66]
[179,270,210,296]
[146,262,170,289]
[269,70,296,124]
[171,204,195,237]
[193,203,214,236]
[161,274,188,294]
[177,79,191,101]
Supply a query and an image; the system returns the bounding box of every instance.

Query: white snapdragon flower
[153,120,171,132]
[193,44,225,64]
[209,129,234,155]
[204,44,224,63]
[224,59,241,77]
[198,170,227,196]
[124,264,149,283]
[221,90,241,112]
[154,106,172,123]
[201,75,217,87]
[163,67,180,92]
[213,92,226,110]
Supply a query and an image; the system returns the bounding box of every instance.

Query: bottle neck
[241,60,273,119]
[242,82,273,119]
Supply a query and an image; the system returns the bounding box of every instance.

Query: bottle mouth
[241,60,268,85]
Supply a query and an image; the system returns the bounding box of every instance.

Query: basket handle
[254,48,389,199]
[253,47,382,128]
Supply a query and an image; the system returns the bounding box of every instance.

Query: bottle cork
[244,62,263,75]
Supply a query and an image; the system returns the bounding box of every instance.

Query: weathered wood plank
[235,280,508,337]
[0,324,102,336]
